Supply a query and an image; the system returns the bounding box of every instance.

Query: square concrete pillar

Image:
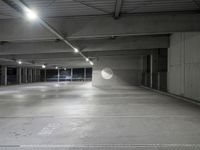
[32,68,37,82]
[1,66,7,86]
[71,68,73,81]
[16,67,22,84]
[57,69,60,82]
[36,69,40,82]
[84,68,86,81]
[150,52,159,89]
[44,69,47,82]
[22,68,28,83]
[28,68,33,83]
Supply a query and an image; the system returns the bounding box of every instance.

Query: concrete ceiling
[0,0,200,68]
[0,0,200,19]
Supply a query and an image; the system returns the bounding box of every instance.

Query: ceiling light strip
[13,0,93,66]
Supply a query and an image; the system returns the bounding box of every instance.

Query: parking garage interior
[0,0,200,149]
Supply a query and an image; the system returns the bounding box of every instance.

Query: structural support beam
[0,49,159,68]
[71,68,73,81]
[3,0,92,65]
[22,68,28,83]
[114,0,123,19]
[84,68,86,81]
[150,52,159,89]
[1,66,7,86]
[36,69,40,82]
[28,68,32,83]
[32,68,37,82]
[57,69,60,82]
[16,67,22,84]
[0,36,169,55]
[44,69,47,82]
[0,13,199,41]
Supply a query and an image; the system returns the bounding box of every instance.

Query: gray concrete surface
[0,82,200,149]
[93,55,142,86]
[168,32,200,102]
[0,14,200,41]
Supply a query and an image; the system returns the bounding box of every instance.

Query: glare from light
[89,61,94,65]
[64,68,66,71]
[55,66,58,69]
[25,9,38,20]
[74,48,79,53]
[85,58,89,62]
[54,83,60,87]
[101,68,113,80]
[17,60,22,65]
[42,64,46,69]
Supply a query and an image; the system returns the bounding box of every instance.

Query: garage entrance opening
[40,68,92,82]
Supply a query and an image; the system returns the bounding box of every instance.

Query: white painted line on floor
[0,145,20,147]
[19,144,200,148]
[0,116,54,119]
[54,115,200,119]
[0,115,200,119]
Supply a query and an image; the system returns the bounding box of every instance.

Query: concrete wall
[92,55,142,87]
[168,32,200,101]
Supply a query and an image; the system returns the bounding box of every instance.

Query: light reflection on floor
[0,82,200,147]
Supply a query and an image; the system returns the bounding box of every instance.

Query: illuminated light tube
[13,1,91,65]
[89,61,94,66]
[25,8,38,20]
[17,60,22,65]
[85,58,89,62]
[42,64,46,69]
[74,48,79,53]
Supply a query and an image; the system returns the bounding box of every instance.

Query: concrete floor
[0,82,200,149]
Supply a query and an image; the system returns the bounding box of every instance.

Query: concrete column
[142,56,148,86]
[84,68,86,81]
[1,66,7,86]
[150,52,158,89]
[150,55,153,88]
[28,68,33,83]
[44,69,47,82]
[142,56,148,72]
[57,69,60,82]
[32,68,37,82]
[22,68,28,83]
[32,68,35,82]
[157,72,160,90]
[16,67,22,84]
[36,69,40,82]
[71,68,73,81]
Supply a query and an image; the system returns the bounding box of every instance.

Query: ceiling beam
[0,59,90,68]
[3,0,91,64]
[0,35,169,55]
[0,49,155,60]
[0,13,199,41]
[114,0,123,19]
[0,49,156,67]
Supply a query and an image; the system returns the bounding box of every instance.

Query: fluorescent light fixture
[74,48,79,53]
[85,58,89,62]
[55,66,58,69]
[89,61,94,66]
[42,64,46,69]
[17,60,22,65]
[25,8,38,20]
